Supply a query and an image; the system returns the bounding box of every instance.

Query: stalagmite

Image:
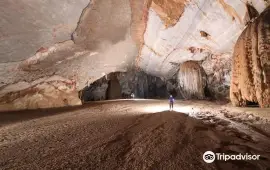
[178,61,207,99]
[230,6,270,108]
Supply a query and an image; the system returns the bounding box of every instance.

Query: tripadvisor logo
[203,151,215,163]
[203,151,260,163]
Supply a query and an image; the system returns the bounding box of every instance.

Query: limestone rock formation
[137,0,269,78]
[0,76,81,111]
[202,54,231,100]
[178,61,207,99]
[230,6,270,108]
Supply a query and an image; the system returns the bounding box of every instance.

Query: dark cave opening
[79,70,180,103]
[246,101,259,107]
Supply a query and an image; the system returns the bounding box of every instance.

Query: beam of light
[143,104,196,115]
[143,105,168,113]
[173,106,195,114]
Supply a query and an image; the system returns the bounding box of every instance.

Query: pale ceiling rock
[0,40,89,90]
[0,0,90,62]
[19,40,83,71]
[69,0,138,89]
[76,34,137,90]
[73,0,133,50]
[138,0,268,78]
[0,0,137,93]
[0,36,136,97]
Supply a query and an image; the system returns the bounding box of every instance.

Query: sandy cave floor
[0,100,270,170]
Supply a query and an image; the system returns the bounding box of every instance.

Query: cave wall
[122,70,169,98]
[80,76,108,102]
[230,6,270,108]
[202,54,231,100]
[80,69,178,102]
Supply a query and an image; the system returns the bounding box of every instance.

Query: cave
[79,69,178,102]
[0,1,270,169]
[246,101,259,107]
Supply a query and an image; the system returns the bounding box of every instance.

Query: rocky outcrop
[79,76,108,102]
[230,6,270,108]
[0,76,81,111]
[202,54,231,100]
[178,61,206,99]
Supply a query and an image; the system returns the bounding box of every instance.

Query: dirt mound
[0,101,270,169]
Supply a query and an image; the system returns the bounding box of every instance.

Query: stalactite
[178,61,207,99]
[230,6,270,108]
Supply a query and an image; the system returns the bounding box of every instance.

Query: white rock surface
[0,0,90,62]
[138,0,268,78]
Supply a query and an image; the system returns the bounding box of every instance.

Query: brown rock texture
[130,0,152,69]
[230,6,270,108]
[130,0,186,45]
[151,0,186,28]
[178,61,206,99]
[0,76,81,111]
[130,0,152,47]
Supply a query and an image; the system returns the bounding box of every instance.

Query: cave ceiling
[0,0,269,91]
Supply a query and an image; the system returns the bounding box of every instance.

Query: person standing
[169,95,175,111]
[131,93,135,99]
